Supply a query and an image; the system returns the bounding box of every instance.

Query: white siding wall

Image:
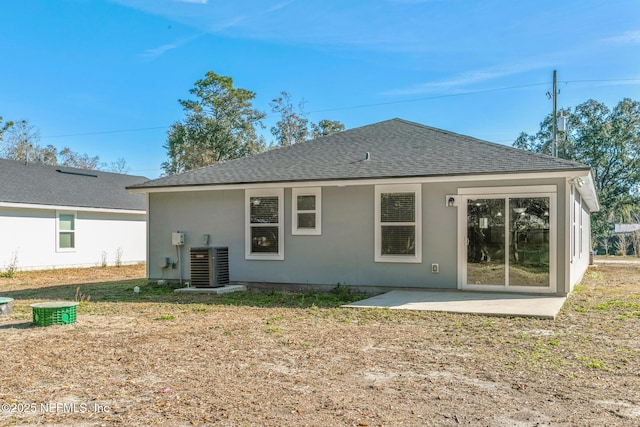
[0,206,146,271]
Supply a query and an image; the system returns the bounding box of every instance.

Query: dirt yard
[0,263,639,426]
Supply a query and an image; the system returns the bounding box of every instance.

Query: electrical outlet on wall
[431,263,440,274]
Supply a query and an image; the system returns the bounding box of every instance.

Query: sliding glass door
[508,197,551,287]
[463,191,555,292]
[466,199,505,286]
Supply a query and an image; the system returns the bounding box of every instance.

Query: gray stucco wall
[147,177,576,293]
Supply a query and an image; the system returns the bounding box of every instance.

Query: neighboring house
[612,223,640,256]
[614,224,640,234]
[128,119,599,295]
[0,159,148,271]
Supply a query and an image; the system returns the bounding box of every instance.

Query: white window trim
[56,210,77,253]
[570,186,574,263]
[375,184,422,263]
[456,186,557,293]
[245,188,284,260]
[292,187,321,235]
[572,187,580,262]
[579,195,583,259]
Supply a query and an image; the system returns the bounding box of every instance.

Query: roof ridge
[0,157,148,179]
[129,118,592,190]
[0,157,147,210]
[390,118,584,167]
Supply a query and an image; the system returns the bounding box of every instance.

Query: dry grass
[0,263,639,426]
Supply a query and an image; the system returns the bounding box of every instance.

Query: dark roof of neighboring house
[0,158,148,211]
[129,118,591,190]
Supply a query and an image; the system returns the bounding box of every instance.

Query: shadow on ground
[0,279,365,309]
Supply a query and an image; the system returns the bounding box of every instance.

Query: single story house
[614,224,640,234]
[128,119,599,295]
[0,159,148,271]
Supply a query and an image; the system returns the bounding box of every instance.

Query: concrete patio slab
[343,290,566,319]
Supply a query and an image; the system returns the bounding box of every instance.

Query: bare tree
[58,147,100,170]
[1,118,133,173]
[614,233,630,256]
[270,92,345,145]
[630,213,640,257]
[600,236,610,256]
[631,229,640,257]
[1,119,45,162]
[103,157,130,174]
[270,91,309,147]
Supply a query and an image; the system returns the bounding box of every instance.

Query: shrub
[1,250,19,278]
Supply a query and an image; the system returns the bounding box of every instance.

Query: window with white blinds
[245,189,284,260]
[375,184,421,263]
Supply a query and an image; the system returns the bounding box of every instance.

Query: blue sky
[1,0,639,178]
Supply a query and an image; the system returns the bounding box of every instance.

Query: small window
[245,189,284,260]
[57,211,76,251]
[375,184,421,263]
[292,187,321,235]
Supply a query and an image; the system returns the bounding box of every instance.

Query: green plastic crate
[30,302,78,326]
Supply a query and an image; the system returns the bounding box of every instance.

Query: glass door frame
[457,185,557,293]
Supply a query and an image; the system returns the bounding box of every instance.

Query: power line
[41,82,547,139]
[40,78,640,139]
[307,82,551,114]
[43,125,169,139]
[561,78,640,84]
[307,78,640,115]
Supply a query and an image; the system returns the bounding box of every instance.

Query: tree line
[4,69,638,249]
[160,71,344,175]
[1,70,344,176]
[0,117,129,173]
[513,98,640,253]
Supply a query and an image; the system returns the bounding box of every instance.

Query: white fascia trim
[458,185,557,195]
[573,171,600,212]
[127,170,590,194]
[0,201,146,215]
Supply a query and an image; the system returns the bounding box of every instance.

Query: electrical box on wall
[172,231,185,246]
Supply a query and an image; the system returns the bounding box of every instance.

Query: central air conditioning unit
[189,246,229,288]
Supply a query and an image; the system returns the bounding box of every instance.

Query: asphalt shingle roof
[0,158,148,211]
[129,118,590,190]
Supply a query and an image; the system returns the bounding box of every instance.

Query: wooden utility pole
[551,70,558,157]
